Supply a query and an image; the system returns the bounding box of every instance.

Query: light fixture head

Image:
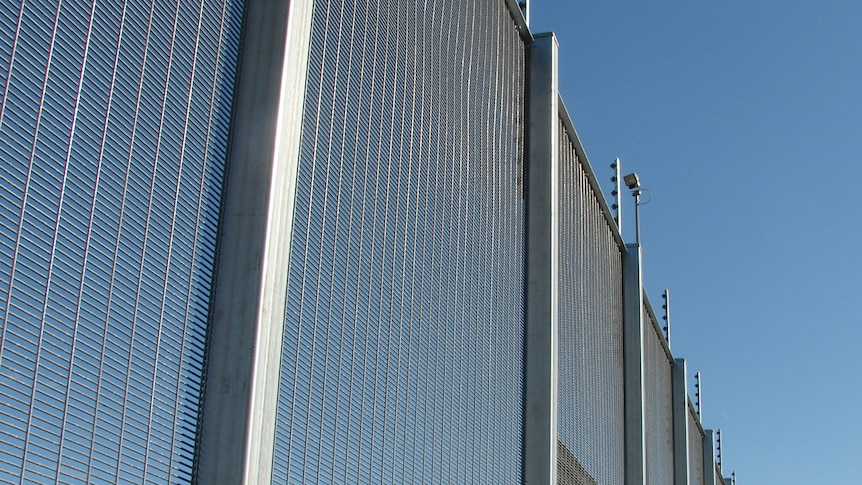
[623,172,640,190]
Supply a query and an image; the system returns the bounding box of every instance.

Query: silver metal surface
[703,430,717,485]
[644,302,675,484]
[0,1,246,481]
[623,243,646,485]
[270,2,528,482]
[687,398,705,485]
[196,0,315,482]
[557,100,625,484]
[673,359,691,485]
[524,32,559,485]
[505,0,533,42]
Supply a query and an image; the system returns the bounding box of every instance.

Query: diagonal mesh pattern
[0,1,244,483]
[271,1,527,483]
[557,114,625,485]
[644,302,675,483]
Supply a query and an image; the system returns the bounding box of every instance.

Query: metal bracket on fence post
[523,32,559,485]
[661,289,671,346]
[695,372,702,420]
[623,243,646,485]
[611,158,622,229]
[672,358,690,485]
[716,429,722,473]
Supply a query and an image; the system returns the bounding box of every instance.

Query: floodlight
[623,172,640,190]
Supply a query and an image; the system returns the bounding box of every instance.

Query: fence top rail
[504,0,533,42]
[558,97,626,250]
[643,291,673,363]
[716,463,726,485]
[687,395,706,438]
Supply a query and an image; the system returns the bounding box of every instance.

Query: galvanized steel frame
[196,0,315,483]
[703,430,717,485]
[673,358,691,485]
[623,243,646,484]
[523,32,559,485]
[190,2,722,484]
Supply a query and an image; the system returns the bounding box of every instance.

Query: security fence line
[0,0,735,483]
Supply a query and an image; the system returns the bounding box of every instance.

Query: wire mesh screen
[688,403,705,485]
[643,305,675,483]
[0,1,243,483]
[557,116,625,484]
[271,1,527,483]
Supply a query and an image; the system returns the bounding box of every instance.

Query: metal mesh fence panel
[688,403,705,485]
[271,1,527,483]
[644,305,675,484]
[557,115,626,485]
[0,1,243,483]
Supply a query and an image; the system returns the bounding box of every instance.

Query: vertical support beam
[672,358,690,485]
[523,32,559,485]
[196,0,314,483]
[703,430,718,485]
[622,243,645,485]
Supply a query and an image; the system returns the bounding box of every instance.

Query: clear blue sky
[532,1,862,483]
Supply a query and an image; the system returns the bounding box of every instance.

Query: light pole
[623,172,641,245]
